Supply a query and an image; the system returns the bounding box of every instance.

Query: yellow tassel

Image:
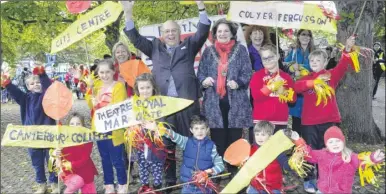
[357,152,385,187]
[313,78,335,107]
[267,76,286,92]
[288,145,314,178]
[278,88,294,103]
[349,51,360,73]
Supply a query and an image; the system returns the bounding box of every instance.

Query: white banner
[228,1,337,34]
[138,15,247,73]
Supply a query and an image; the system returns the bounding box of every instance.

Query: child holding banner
[85,59,128,194]
[247,121,292,194]
[293,36,355,193]
[250,44,296,133]
[53,113,98,194]
[131,73,167,194]
[153,115,224,193]
[0,55,59,194]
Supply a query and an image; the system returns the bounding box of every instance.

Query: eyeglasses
[163,29,179,34]
[300,33,311,37]
[262,56,276,62]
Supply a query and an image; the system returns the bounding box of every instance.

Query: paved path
[372,77,385,137]
[1,83,385,193]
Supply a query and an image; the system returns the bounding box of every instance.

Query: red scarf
[214,40,235,99]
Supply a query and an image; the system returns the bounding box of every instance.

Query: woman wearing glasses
[197,18,252,177]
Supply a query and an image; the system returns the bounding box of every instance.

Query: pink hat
[324,126,345,144]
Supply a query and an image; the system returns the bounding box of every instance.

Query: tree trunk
[104,12,124,52]
[335,1,383,144]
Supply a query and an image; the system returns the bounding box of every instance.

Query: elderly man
[121,0,211,188]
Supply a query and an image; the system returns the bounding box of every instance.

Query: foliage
[1,1,225,66]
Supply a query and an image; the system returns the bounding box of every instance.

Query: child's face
[190,124,209,140]
[326,138,344,153]
[26,77,42,93]
[310,55,327,73]
[254,131,271,146]
[261,50,279,73]
[69,116,83,127]
[137,81,153,99]
[97,64,114,84]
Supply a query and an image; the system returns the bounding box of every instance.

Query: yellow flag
[1,125,111,148]
[221,131,294,193]
[94,96,194,133]
[51,1,122,53]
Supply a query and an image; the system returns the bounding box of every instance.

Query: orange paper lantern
[43,81,73,120]
[224,138,251,166]
[119,60,151,88]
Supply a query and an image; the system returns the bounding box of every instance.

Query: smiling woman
[197,18,252,177]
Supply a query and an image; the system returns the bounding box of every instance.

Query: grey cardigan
[197,43,253,128]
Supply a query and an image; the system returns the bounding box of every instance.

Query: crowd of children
[1,23,385,194]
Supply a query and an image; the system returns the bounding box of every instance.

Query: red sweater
[249,145,289,191]
[61,142,98,184]
[294,53,353,125]
[250,69,296,125]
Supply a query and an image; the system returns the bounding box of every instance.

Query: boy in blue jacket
[149,115,224,193]
[1,59,58,194]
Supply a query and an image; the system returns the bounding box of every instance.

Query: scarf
[214,40,235,99]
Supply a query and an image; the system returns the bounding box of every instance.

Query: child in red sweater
[54,113,98,194]
[291,126,384,194]
[293,36,355,192]
[247,121,291,194]
[250,44,297,133]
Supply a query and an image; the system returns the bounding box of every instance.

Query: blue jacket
[284,48,312,118]
[180,137,214,183]
[6,73,55,125]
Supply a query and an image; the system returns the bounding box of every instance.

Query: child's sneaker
[34,183,47,194]
[104,184,115,194]
[117,184,128,194]
[304,180,317,193]
[50,183,60,194]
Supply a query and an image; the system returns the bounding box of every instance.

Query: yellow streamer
[313,78,335,107]
[357,152,385,187]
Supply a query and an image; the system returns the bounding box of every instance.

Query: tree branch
[7,16,73,25]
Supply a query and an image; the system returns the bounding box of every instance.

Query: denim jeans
[97,139,127,185]
[27,148,58,184]
[246,185,281,194]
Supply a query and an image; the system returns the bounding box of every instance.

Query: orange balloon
[119,60,151,87]
[43,81,73,120]
[224,138,251,166]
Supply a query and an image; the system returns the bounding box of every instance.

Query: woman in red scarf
[197,18,252,177]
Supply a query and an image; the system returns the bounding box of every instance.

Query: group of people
[1,1,385,194]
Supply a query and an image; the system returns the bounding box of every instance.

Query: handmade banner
[221,131,294,193]
[51,1,122,53]
[138,15,246,72]
[228,1,338,34]
[94,96,193,133]
[1,125,111,148]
